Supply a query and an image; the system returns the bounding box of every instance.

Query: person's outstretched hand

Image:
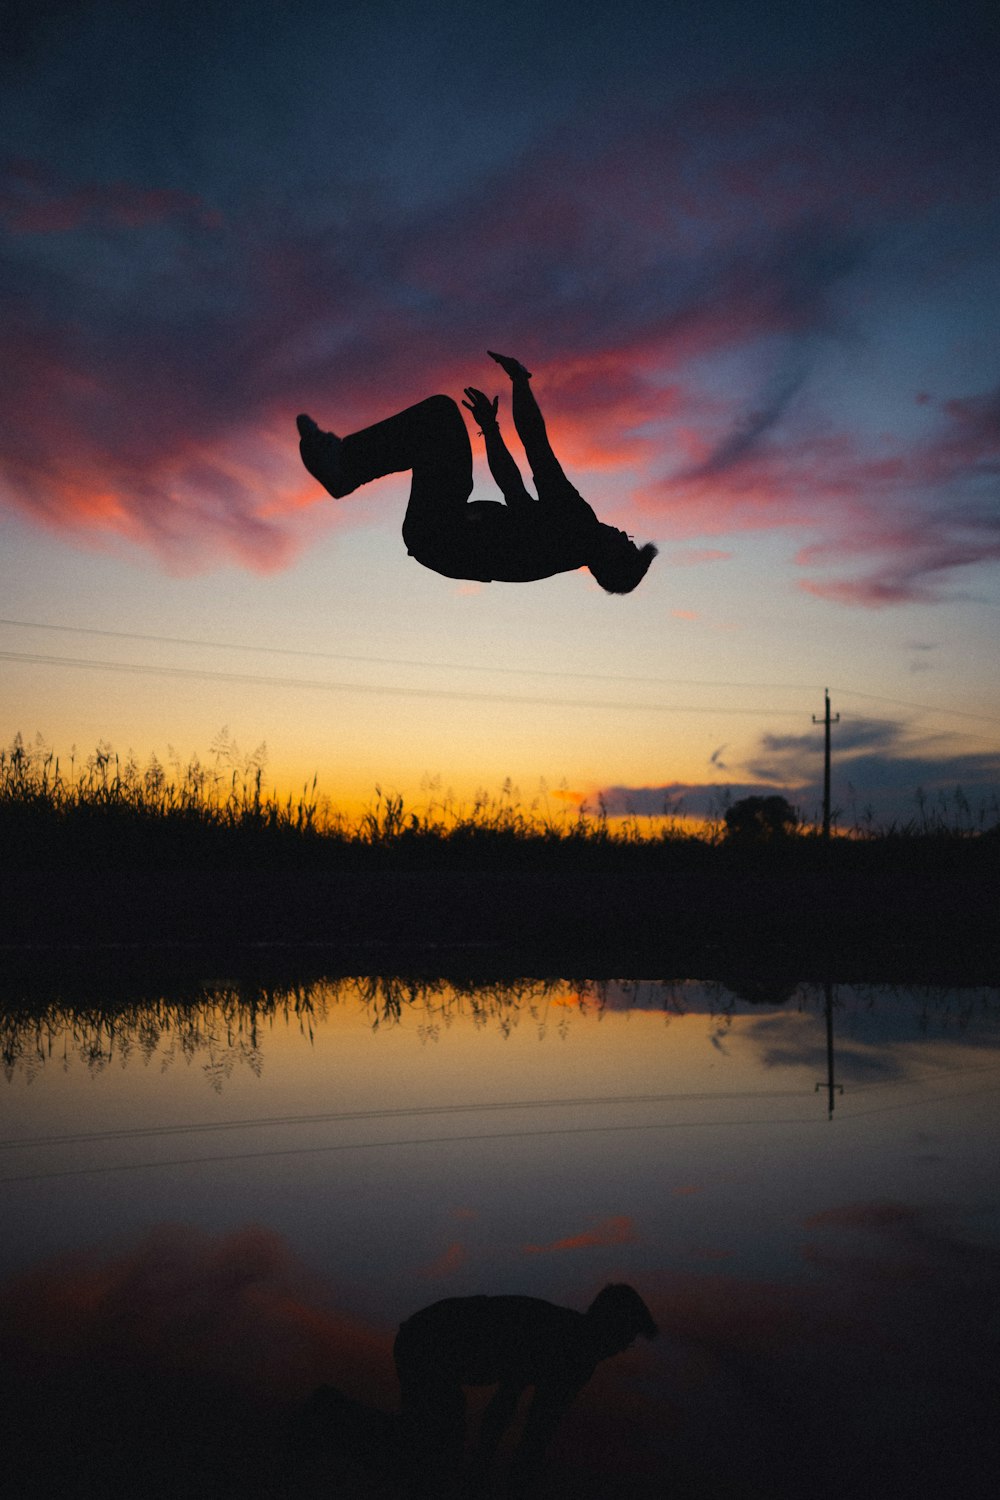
[462,387,499,430]
[487,350,532,380]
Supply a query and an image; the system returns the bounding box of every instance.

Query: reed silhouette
[297,351,657,592]
[4,735,998,978]
[393,1285,657,1498]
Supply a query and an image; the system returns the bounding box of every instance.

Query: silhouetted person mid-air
[393,1284,658,1498]
[296,351,658,592]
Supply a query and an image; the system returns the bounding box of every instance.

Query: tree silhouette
[724,794,798,843]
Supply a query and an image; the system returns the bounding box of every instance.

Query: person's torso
[410,502,594,583]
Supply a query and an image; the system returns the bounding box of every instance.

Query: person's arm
[508,1375,586,1498]
[462,387,535,514]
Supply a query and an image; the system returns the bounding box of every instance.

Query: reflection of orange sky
[10,978,779,1163]
[11,978,794,1103]
[552,988,586,1008]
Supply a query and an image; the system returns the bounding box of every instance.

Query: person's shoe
[487,350,532,380]
[297,413,347,497]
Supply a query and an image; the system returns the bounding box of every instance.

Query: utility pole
[812,689,840,839]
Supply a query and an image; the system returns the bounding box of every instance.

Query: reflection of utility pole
[815,981,843,1120]
[812,689,840,838]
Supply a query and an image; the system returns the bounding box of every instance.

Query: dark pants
[338,394,473,557]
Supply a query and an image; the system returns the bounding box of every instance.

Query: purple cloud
[1,21,998,597]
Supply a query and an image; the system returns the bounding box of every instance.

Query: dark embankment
[3,744,997,981]
[3,834,997,984]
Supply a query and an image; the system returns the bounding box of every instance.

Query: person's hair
[588,534,658,594]
[585,1284,658,1343]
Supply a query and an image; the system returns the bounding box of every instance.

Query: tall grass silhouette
[1,732,699,870]
[3,730,997,873]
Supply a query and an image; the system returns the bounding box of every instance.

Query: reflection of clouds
[523,1215,637,1256]
[417,1240,468,1279]
[639,1203,1000,1499]
[1,1222,394,1401]
[0,1223,397,1496]
[753,1036,908,1084]
[2,1205,998,1498]
[744,986,1000,1081]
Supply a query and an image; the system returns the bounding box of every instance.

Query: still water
[2,975,999,1498]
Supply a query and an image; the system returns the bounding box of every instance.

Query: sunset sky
[2,0,998,827]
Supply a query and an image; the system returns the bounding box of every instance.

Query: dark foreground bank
[5,740,997,978]
[3,846,997,982]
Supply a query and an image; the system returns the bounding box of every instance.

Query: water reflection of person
[393,1284,658,1498]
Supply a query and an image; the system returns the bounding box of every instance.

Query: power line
[0,617,819,694]
[830,685,1000,729]
[2,617,998,728]
[0,650,806,716]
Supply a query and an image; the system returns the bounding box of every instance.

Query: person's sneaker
[487,350,532,380]
[296,414,347,497]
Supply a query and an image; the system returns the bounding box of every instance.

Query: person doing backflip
[296,351,658,592]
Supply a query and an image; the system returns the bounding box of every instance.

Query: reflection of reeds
[4,733,998,870]
[0,974,582,1080]
[4,975,997,1085]
[0,980,327,1085]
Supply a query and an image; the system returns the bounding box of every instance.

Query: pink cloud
[0,158,221,234]
[668,548,732,566]
[639,385,1000,602]
[2,59,997,590]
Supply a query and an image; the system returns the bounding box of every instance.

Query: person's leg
[396,1375,466,1498]
[394,1319,467,1499]
[298,395,473,534]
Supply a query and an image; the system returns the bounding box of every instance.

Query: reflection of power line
[0,1086,815,1154]
[0,651,808,716]
[5,1071,997,1185]
[837,1059,1000,1095]
[0,1109,826,1187]
[836,1080,1000,1124]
